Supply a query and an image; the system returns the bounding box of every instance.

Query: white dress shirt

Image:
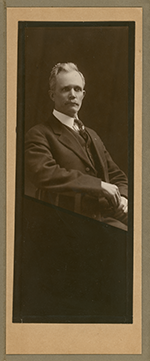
[53,109,76,130]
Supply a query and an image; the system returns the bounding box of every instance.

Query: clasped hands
[101,181,128,214]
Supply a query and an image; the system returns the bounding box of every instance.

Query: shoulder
[25,118,53,138]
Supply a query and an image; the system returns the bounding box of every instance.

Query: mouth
[66,102,79,106]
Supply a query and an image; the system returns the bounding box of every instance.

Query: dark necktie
[73,118,89,142]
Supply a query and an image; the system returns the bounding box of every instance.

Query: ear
[82,90,86,99]
[48,90,55,101]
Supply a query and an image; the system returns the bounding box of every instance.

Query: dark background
[24,24,129,175]
[13,22,134,323]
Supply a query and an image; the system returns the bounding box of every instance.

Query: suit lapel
[87,128,108,181]
[49,115,95,169]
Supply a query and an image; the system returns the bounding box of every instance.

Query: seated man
[25,62,128,230]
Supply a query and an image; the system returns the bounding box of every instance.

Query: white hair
[49,62,85,91]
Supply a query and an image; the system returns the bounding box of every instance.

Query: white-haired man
[25,62,128,230]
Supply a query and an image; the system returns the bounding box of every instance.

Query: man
[25,62,128,230]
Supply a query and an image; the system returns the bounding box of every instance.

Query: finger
[124,205,128,214]
[121,202,126,211]
[121,202,128,213]
[117,198,124,210]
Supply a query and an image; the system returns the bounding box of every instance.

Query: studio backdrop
[13,22,134,323]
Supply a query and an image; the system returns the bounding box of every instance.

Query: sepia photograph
[13,21,134,324]
[4,5,144,355]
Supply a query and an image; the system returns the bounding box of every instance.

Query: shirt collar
[53,109,76,129]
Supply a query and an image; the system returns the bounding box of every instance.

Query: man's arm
[25,126,102,198]
[97,142,128,211]
[25,126,120,205]
[101,143,128,198]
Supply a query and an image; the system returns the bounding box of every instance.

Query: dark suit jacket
[25,114,128,222]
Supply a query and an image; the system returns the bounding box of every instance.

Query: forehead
[55,70,84,88]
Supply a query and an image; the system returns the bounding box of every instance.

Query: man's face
[50,70,85,117]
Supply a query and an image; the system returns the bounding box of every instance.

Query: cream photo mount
[6,7,142,355]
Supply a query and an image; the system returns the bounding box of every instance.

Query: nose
[69,88,76,98]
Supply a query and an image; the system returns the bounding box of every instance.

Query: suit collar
[47,114,108,179]
[48,114,96,171]
[48,114,63,135]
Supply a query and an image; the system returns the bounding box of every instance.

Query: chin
[66,110,77,117]
[67,105,79,115]
[70,112,77,117]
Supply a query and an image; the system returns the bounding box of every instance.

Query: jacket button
[85,167,90,172]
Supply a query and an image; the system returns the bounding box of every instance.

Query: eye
[62,86,70,92]
[74,86,82,92]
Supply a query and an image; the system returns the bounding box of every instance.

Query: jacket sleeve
[103,144,128,198]
[25,126,104,199]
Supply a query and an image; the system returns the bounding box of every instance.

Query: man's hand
[112,196,128,223]
[101,181,121,208]
[119,196,128,213]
